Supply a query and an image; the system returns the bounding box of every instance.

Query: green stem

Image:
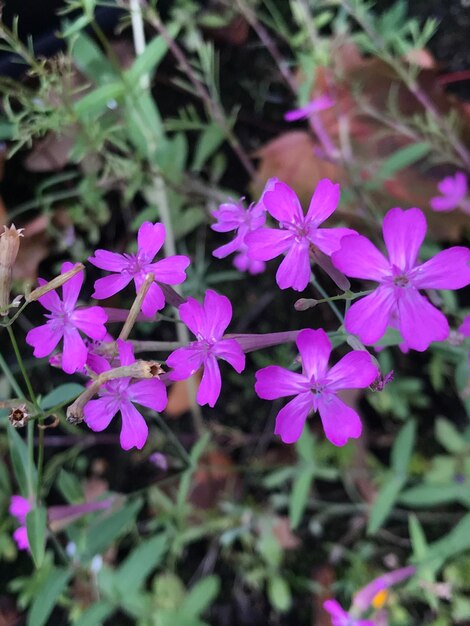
[7,326,38,406]
[310,277,344,324]
[0,348,23,397]
[152,412,191,469]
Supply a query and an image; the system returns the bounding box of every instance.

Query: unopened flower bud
[8,403,30,428]
[0,224,24,315]
[27,262,84,302]
[294,298,318,311]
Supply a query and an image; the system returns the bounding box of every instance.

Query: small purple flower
[430,171,470,214]
[245,179,356,291]
[9,495,32,551]
[324,566,415,626]
[284,94,335,122]
[211,198,266,275]
[26,262,108,374]
[84,340,167,450]
[89,222,190,318]
[167,290,245,407]
[332,207,470,352]
[255,328,378,445]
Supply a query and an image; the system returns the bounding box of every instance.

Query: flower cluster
[23,175,470,452]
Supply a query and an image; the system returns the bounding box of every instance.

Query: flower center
[393,274,409,287]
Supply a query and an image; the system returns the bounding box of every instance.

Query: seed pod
[8,403,30,428]
[0,225,24,315]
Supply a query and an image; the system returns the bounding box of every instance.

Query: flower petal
[331,234,390,281]
[62,326,88,374]
[323,599,349,622]
[150,255,190,285]
[410,247,470,290]
[26,322,62,358]
[13,526,29,551]
[92,273,132,300]
[179,297,206,337]
[36,278,61,313]
[197,354,221,407]
[296,328,331,380]
[326,351,378,391]
[305,178,341,226]
[128,379,167,412]
[274,392,314,444]
[212,338,245,373]
[263,180,304,223]
[382,207,426,271]
[213,234,244,259]
[397,288,449,352]
[117,339,135,366]
[276,241,311,291]
[203,290,232,340]
[309,227,357,256]
[84,396,120,432]
[317,393,362,446]
[61,261,84,310]
[138,222,165,260]
[140,281,165,317]
[245,228,293,261]
[255,366,310,399]
[344,286,396,345]
[120,400,148,450]
[9,496,31,524]
[88,249,127,271]
[167,346,204,380]
[70,307,108,339]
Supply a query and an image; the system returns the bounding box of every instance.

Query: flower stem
[152,411,191,468]
[310,277,344,324]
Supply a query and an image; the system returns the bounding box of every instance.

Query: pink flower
[323,600,373,626]
[430,171,470,214]
[9,495,32,551]
[84,340,167,450]
[284,94,335,122]
[459,315,470,337]
[211,198,266,275]
[245,179,356,291]
[332,208,470,352]
[26,262,108,374]
[89,222,190,318]
[167,290,245,407]
[254,328,378,445]
[324,566,415,626]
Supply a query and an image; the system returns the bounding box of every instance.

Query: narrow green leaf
[27,567,71,626]
[40,383,84,411]
[8,426,36,495]
[191,122,226,172]
[181,575,220,617]
[426,513,470,571]
[125,25,179,84]
[435,418,466,454]
[83,499,142,558]
[70,32,116,83]
[57,469,84,504]
[74,83,125,118]
[73,602,114,626]
[26,507,47,568]
[267,575,292,613]
[115,534,167,594]
[373,141,430,183]
[367,475,405,535]
[409,514,428,561]
[400,483,470,507]
[289,467,315,530]
[391,419,416,475]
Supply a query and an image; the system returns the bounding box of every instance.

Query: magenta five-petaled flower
[430,171,470,214]
[167,290,245,407]
[255,328,378,445]
[323,600,373,626]
[26,262,108,374]
[211,198,266,275]
[9,495,32,551]
[89,222,190,318]
[245,179,356,291]
[332,207,470,352]
[84,340,167,450]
